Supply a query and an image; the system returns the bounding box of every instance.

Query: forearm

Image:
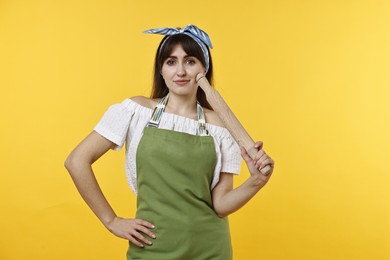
[65,160,116,227]
[213,174,264,217]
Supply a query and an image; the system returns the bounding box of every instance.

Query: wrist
[247,174,266,189]
[102,214,117,229]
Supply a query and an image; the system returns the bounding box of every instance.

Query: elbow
[213,206,230,218]
[64,154,84,181]
[64,153,81,175]
[64,154,75,172]
[217,212,228,218]
[212,195,231,218]
[64,148,94,179]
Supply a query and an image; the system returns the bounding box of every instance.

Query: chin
[167,85,198,96]
[169,89,194,97]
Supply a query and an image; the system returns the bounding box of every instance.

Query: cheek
[161,67,172,78]
[161,65,167,74]
[161,69,173,86]
[197,63,206,73]
[187,64,204,74]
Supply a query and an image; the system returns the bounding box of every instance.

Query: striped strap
[147,93,209,136]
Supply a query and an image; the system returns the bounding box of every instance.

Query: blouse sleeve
[220,131,242,174]
[93,99,135,151]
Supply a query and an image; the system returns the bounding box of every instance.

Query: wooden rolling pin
[196,73,272,175]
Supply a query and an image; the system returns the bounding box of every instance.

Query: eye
[186,59,196,65]
[166,59,175,65]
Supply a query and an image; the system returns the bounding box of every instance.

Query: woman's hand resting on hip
[106,216,156,248]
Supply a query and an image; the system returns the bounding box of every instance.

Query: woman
[65,24,274,259]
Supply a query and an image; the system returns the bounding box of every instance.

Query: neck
[165,92,197,118]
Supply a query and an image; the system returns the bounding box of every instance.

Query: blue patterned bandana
[143,24,213,73]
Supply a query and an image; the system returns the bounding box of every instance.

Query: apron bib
[127,94,232,260]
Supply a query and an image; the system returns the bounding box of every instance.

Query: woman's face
[161,44,205,97]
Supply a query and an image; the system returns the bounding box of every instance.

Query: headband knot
[143,24,213,73]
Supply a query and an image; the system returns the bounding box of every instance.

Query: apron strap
[147,93,209,136]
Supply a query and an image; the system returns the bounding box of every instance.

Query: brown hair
[149,33,214,110]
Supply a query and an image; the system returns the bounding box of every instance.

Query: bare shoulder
[204,108,225,128]
[130,96,158,109]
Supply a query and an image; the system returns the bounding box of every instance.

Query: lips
[174,80,190,85]
[174,80,190,83]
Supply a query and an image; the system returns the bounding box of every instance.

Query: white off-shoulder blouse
[94,98,242,195]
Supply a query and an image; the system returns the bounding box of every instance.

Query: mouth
[174,80,190,85]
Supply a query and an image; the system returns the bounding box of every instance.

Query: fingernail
[148,241,153,245]
[151,225,155,228]
[152,234,156,238]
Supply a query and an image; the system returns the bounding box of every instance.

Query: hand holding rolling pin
[196,73,275,181]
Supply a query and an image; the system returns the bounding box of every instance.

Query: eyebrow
[167,55,194,59]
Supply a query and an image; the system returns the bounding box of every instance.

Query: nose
[176,63,186,76]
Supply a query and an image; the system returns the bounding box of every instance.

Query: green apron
[127,94,232,260]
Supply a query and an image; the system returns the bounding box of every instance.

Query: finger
[135,219,155,229]
[259,159,274,170]
[240,146,253,163]
[255,149,265,161]
[254,141,263,150]
[255,154,269,168]
[196,72,206,82]
[138,225,156,239]
[132,231,153,246]
[259,152,269,160]
[127,235,144,248]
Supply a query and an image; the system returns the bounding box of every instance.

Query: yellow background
[1,0,389,259]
